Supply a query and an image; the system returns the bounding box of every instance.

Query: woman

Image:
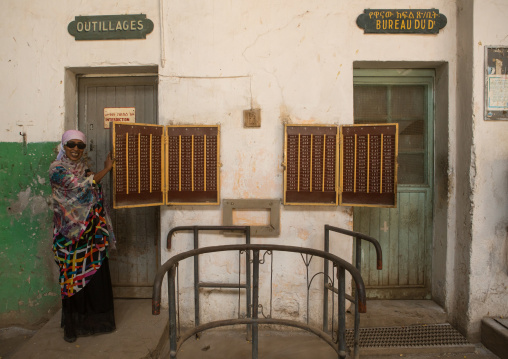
[49,130,116,343]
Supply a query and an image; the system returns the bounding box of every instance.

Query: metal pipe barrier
[322,224,383,359]
[153,244,367,359]
[166,225,252,338]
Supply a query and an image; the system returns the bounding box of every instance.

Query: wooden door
[78,76,159,298]
[353,70,434,299]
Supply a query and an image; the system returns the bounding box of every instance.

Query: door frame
[76,72,161,298]
[353,69,435,299]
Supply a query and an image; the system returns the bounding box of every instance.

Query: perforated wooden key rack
[339,124,398,207]
[113,123,220,208]
[283,124,398,207]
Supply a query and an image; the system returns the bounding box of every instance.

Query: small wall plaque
[104,107,135,129]
[68,14,154,41]
[357,9,447,34]
[223,199,280,236]
[243,109,261,127]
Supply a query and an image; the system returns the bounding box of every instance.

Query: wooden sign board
[113,123,220,208]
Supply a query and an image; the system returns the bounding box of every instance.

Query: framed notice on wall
[485,46,508,120]
[113,123,220,208]
[283,124,398,207]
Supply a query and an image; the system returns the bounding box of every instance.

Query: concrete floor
[2,299,168,359]
[1,299,500,359]
[169,330,499,359]
[163,300,499,359]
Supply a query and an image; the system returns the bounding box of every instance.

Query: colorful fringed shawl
[49,155,113,298]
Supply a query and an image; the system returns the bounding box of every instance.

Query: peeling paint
[273,293,300,317]
[1,142,60,327]
[297,228,309,241]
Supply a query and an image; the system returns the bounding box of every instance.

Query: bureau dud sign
[357,9,447,34]
[68,14,154,40]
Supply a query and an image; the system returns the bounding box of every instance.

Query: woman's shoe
[64,327,77,343]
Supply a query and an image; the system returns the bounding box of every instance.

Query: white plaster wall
[467,0,508,339]
[158,0,459,326]
[0,0,469,330]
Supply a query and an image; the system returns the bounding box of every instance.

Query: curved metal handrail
[153,243,366,314]
[325,224,382,269]
[153,243,367,359]
[323,224,383,359]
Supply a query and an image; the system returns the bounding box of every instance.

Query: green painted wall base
[0,141,61,328]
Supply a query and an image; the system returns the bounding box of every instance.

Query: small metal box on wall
[283,124,398,207]
[112,123,220,208]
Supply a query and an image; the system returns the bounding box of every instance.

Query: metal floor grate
[345,324,470,348]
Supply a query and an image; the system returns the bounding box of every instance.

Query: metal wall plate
[223,199,280,236]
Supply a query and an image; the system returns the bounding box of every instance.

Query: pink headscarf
[57,130,87,160]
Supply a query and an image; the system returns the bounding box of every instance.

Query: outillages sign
[357,9,447,34]
[68,14,154,40]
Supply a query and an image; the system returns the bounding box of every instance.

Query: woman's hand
[104,152,114,171]
[94,152,115,183]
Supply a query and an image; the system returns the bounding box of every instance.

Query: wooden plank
[407,192,419,285]
[360,207,372,284]
[145,85,156,122]
[125,85,136,107]
[378,207,391,286]
[115,85,126,106]
[353,207,369,284]
[135,86,145,123]
[369,207,380,286]
[388,196,399,286]
[417,192,426,285]
[398,193,410,285]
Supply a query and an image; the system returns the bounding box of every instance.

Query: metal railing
[322,225,383,359]
[153,242,367,359]
[166,225,252,335]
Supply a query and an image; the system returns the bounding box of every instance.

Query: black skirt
[61,258,115,341]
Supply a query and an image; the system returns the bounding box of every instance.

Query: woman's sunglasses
[65,141,86,150]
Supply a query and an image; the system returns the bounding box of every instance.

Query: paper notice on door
[104,107,136,129]
[487,75,508,110]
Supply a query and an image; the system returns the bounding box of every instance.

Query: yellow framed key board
[283,124,398,207]
[112,123,220,208]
